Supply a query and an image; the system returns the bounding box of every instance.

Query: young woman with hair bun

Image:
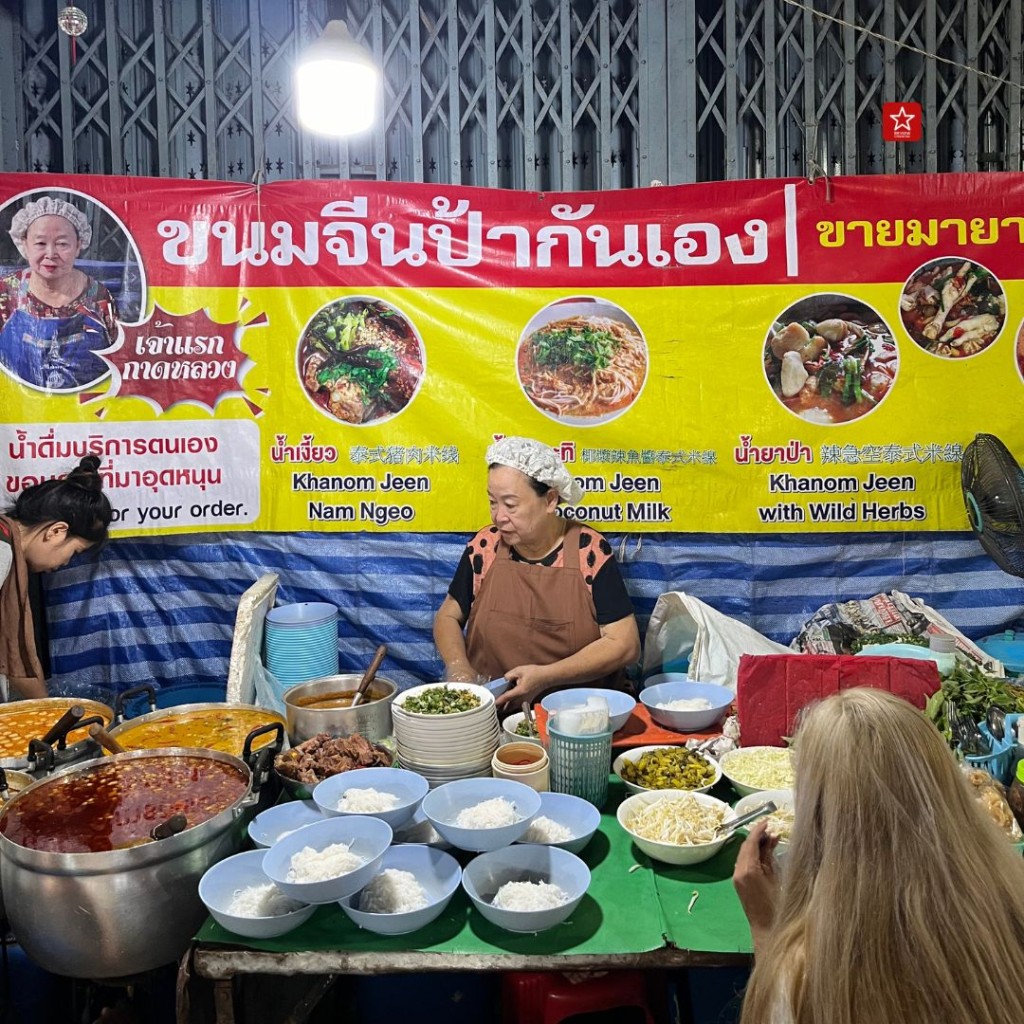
[0,454,111,700]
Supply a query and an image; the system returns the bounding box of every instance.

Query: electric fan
[961,433,1024,578]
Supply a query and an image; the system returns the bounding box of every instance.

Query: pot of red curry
[0,747,259,978]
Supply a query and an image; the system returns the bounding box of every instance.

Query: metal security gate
[0,0,1020,188]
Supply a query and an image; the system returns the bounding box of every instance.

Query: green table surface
[195,778,755,958]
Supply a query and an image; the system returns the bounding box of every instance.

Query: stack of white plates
[393,683,501,787]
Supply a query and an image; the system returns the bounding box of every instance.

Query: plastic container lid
[976,630,1024,675]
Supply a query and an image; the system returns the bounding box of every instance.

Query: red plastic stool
[501,970,655,1024]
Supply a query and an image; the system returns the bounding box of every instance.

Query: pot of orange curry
[0,744,266,978]
[0,697,114,769]
[108,698,287,756]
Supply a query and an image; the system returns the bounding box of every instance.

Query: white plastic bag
[642,592,790,690]
[252,660,288,715]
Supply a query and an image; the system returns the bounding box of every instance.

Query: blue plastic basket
[964,721,1014,785]
[548,723,613,809]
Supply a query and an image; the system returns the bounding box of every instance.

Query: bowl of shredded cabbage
[734,788,795,850]
[719,746,796,797]
[617,790,736,865]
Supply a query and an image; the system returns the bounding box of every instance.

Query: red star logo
[882,102,922,142]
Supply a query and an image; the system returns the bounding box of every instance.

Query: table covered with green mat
[190,778,754,986]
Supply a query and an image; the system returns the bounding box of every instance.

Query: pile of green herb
[531,324,620,371]
[924,660,1024,742]
[316,348,398,400]
[404,686,481,715]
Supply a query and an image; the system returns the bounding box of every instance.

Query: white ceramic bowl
[339,845,462,935]
[393,683,495,720]
[262,815,393,904]
[248,801,325,849]
[461,844,591,933]
[719,746,796,797]
[199,850,316,939]
[734,788,795,847]
[617,790,736,866]
[312,767,428,829]
[501,711,544,745]
[613,745,722,796]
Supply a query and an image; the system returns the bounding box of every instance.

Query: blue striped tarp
[41,530,1024,706]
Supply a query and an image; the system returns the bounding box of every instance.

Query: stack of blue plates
[264,602,339,685]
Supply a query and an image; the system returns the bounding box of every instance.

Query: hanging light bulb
[295,20,379,136]
[57,5,88,37]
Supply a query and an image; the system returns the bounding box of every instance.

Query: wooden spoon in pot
[350,644,388,708]
[89,722,126,755]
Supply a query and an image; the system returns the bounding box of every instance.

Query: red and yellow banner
[0,171,1021,534]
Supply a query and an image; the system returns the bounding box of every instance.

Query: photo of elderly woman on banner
[0,191,144,393]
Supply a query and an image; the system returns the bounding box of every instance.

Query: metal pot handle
[242,722,285,794]
[113,684,158,723]
[40,704,84,749]
[0,767,9,802]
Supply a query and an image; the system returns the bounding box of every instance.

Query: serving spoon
[350,644,388,708]
[713,800,778,840]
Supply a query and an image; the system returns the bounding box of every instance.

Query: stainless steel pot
[284,674,397,744]
[0,697,113,769]
[0,747,259,978]
[107,700,287,755]
[0,768,32,924]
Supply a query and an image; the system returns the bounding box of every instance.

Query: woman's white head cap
[486,436,583,505]
[10,196,92,258]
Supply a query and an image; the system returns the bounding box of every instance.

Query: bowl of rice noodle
[339,844,463,936]
[420,778,541,852]
[733,788,795,855]
[312,766,429,829]
[262,815,393,904]
[617,790,737,866]
[461,844,591,933]
[199,850,316,939]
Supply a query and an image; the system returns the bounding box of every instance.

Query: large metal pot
[108,700,287,756]
[0,697,113,767]
[0,747,260,978]
[0,768,32,924]
[284,674,397,744]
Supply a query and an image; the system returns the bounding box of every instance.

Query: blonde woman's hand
[732,819,780,954]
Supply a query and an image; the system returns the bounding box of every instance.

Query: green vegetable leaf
[531,325,620,371]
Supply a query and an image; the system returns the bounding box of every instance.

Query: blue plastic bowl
[639,681,734,732]
[199,850,316,939]
[339,845,462,935]
[263,815,393,904]
[313,767,429,830]
[421,778,541,852]
[540,688,636,733]
[248,800,325,849]
[642,672,690,689]
[515,791,601,854]
[461,844,591,933]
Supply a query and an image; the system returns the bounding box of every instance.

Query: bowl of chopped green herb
[395,683,489,718]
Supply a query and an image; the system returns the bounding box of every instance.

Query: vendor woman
[0,455,112,701]
[433,436,640,710]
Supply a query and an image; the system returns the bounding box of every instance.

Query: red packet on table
[735,654,940,747]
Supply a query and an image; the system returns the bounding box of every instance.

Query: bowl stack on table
[392,683,501,787]
[264,602,339,685]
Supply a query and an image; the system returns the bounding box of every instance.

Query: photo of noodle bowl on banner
[764,293,898,425]
[297,296,425,425]
[516,296,648,425]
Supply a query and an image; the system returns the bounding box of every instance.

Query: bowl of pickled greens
[612,744,722,796]
[394,683,488,718]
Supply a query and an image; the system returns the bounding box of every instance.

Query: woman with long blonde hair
[734,687,1024,1024]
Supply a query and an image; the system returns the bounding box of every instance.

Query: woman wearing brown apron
[433,436,640,711]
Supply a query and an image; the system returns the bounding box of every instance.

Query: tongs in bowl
[714,800,778,840]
